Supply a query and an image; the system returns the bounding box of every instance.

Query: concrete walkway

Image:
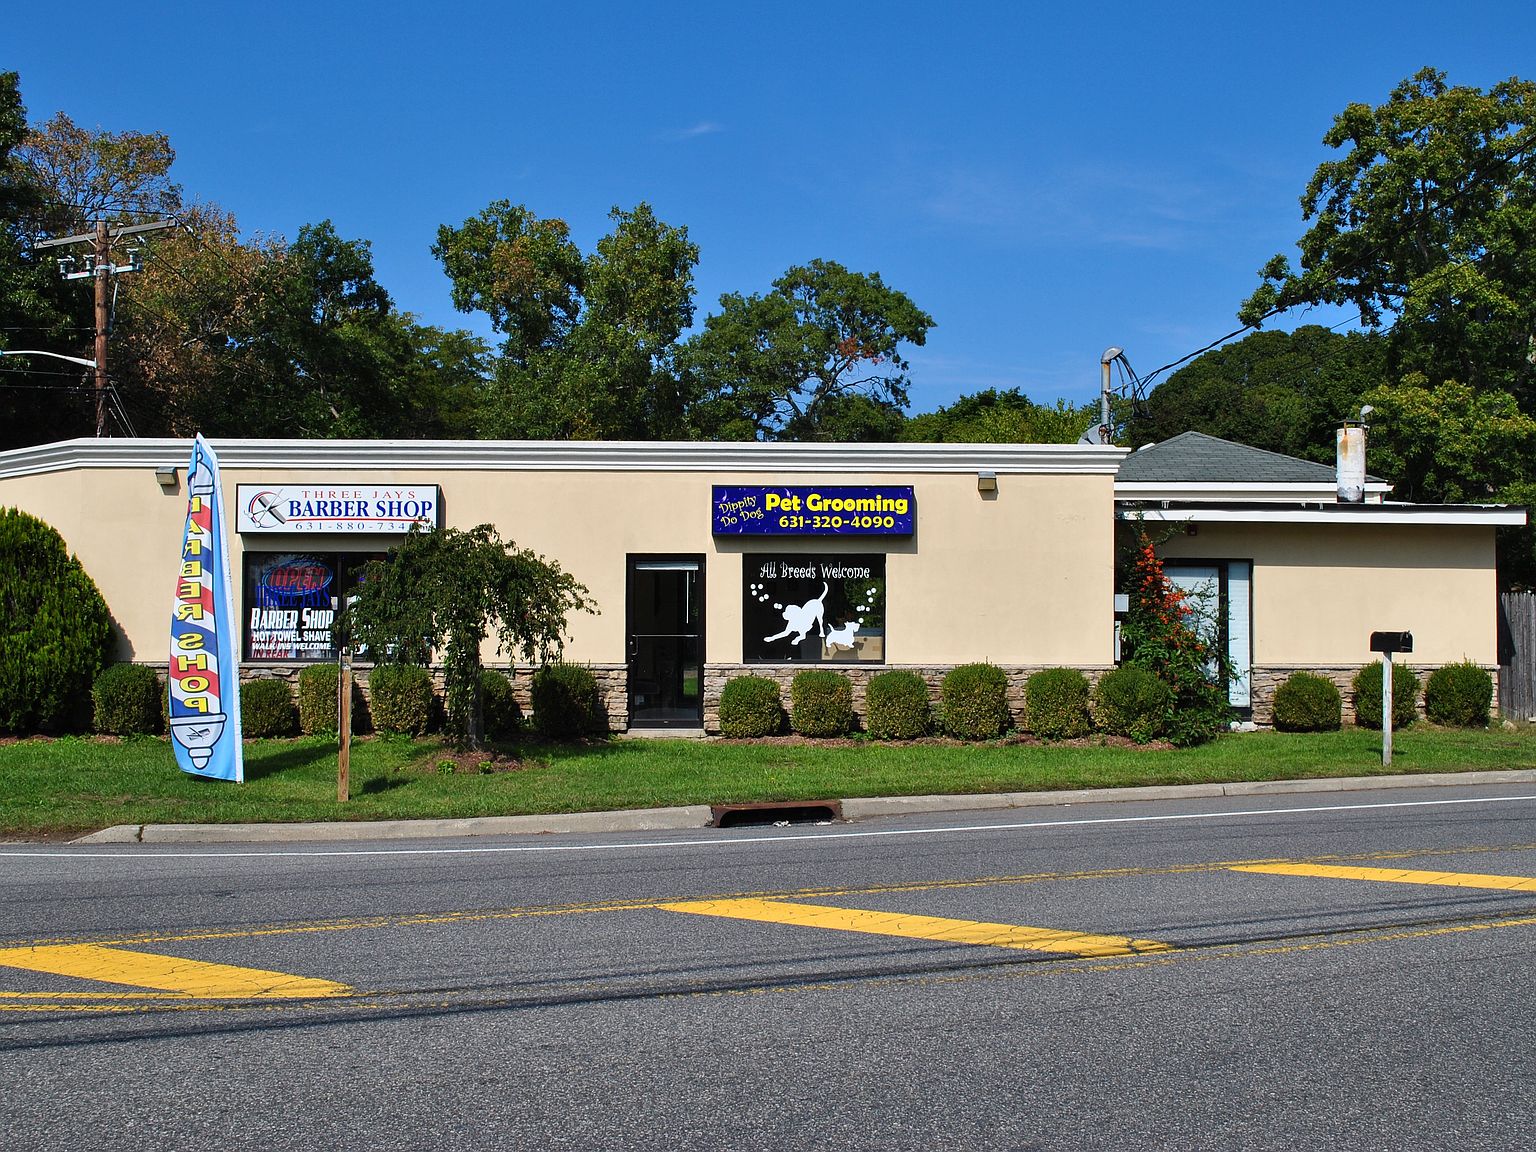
[70,768,1536,845]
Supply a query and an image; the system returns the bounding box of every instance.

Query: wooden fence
[1499,592,1536,721]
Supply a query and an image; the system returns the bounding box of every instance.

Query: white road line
[1,793,1535,863]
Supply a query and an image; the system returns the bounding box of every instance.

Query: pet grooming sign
[711,485,915,536]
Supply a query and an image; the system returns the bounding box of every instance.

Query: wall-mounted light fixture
[976,471,997,493]
[155,466,178,491]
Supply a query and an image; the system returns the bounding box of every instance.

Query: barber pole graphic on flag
[169,435,244,782]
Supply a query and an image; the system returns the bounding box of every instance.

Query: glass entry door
[627,557,703,727]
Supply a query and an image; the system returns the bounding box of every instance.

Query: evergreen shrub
[0,507,113,733]
[940,663,1012,740]
[481,670,523,738]
[1352,661,1419,729]
[790,670,854,737]
[1093,666,1172,743]
[531,663,605,739]
[865,670,931,740]
[241,678,297,738]
[718,675,784,738]
[369,664,435,736]
[297,664,340,736]
[1424,661,1493,727]
[1024,668,1092,740]
[1271,672,1342,732]
[91,664,163,736]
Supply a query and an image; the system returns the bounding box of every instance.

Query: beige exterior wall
[1156,522,1499,667]
[0,460,1117,671]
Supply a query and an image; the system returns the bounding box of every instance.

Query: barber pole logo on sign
[168,435,244,782]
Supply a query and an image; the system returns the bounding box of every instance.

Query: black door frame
[625,554,705,728]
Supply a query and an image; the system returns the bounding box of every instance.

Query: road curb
[70,768,1536,845]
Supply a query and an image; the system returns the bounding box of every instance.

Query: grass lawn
[1,724,1533,841]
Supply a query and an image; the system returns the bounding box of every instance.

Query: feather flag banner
[168,435,244,782]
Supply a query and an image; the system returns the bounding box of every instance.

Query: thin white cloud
[661,121,724,141]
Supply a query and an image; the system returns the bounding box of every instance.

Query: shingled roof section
[1117,430,1363,484]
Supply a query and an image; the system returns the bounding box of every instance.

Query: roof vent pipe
[1337,424,1366,503]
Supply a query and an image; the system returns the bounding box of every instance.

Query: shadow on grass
[360,775,411,795]
[243,741,341,781]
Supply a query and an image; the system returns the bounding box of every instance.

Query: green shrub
[1093,666,1172,743]
[481,670,523,738]
[92,664,163,736]
[1424,661,1493,727]
[297,664,340,736]
[790,670,854,737]
[241,678,297,738]
[0,507,113,733]
[1024,668,1092,740]
[1272,671,1342,732]
[940,663,1012,740]
[1352,661,1419,729]
[531,663,605,739]
[1271,672,1345,734]
[865,670,931,740]
[718,675,784,738]
[368,664,435,736]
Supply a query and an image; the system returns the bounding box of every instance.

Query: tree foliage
[681,259,934,441]
[344,525,596,748]
[903,388,1097,444]
[1240,68,1536,404]
[1133,327,1385,461]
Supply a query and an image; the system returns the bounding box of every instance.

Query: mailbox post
[1369,631,1413,766]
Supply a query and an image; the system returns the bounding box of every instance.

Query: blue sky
[9,2,1535,416]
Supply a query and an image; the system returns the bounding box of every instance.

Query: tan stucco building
[0,433,1522,730]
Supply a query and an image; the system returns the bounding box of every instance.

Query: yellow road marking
[0,944,350,999]
[657,898,1171,957]
[1231,863,1536,892]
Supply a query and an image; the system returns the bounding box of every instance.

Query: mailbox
[1369,630,1413,654]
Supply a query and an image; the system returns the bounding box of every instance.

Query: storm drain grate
[711,800,843,828]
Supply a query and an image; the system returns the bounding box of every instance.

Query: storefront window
[743,554,885,663]
[244,552,383,661]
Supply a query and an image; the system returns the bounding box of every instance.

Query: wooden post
[338,647,352,802]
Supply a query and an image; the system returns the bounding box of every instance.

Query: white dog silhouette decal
[764,582,828,645]
[823,619,860,653]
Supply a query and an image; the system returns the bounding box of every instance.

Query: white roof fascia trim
[0,438,1129,480]
[1119,506,1527,527]
[1115,481,1394,501]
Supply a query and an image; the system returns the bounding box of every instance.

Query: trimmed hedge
[241,678,298,738]
[1093,666,1171,743]
[790,670,854,737]
[1272,671,1342,732]
[865,670,931,740]
[531,663,605,739]
[369,664,435,736]
[1425,661,1493,727]
[1024,668,1092,740]
[298,664,340,736]
[940,663,1011,740]
[92,664,163,736]
[1352,661,1419,729]
[718,675,784,738]
[0,507,113,734]
[481,670,523,738]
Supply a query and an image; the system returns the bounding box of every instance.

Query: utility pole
[32,217,174,436]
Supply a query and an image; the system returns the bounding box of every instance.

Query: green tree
[1240,68,1536,405]
[0,74,91,448]
[1132,327,1385,460]
[436,201,698,439]
[903,388,1097,444]
[344,525,597,748]
[18,110,181,234]
[681,259,934,441]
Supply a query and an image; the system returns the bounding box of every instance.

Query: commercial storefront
[0,434,1520,730]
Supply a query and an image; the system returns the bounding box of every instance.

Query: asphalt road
[3,783,1536,1150]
